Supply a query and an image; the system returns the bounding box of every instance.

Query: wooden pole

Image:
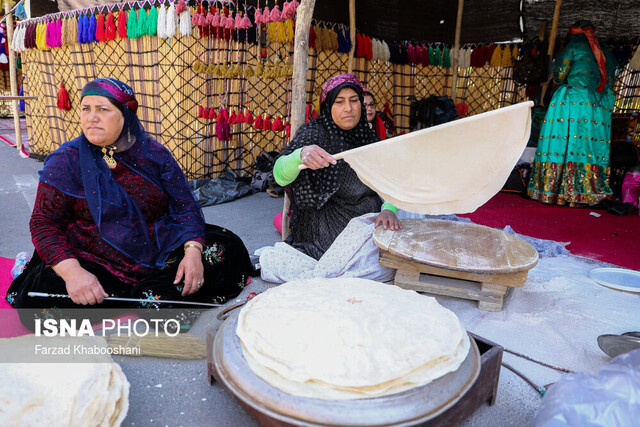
[284,0,316,240]
[450,0,464,102]
[540,0,562,105]
[347,0,355,74]
[290,0,316,137]
[4,0,22,152]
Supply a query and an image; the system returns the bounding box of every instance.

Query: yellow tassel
[275,22,285,43]
[511,45,519,64]
[285,20,294,43]
[501,45,512,67]
[268,22,277,43]
[206,62,217,74]
[192,59,204,73]
[330,28,338,51]
[255,62,264,76]
[490,45,503,67]
[68,17,79,45]
[313,26,323,51]
[243,64,255,78]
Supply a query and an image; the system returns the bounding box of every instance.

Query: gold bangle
[184,243,203,253]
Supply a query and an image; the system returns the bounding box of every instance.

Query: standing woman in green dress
[527,21,619,206]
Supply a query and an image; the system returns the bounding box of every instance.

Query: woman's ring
[197,281,203,286]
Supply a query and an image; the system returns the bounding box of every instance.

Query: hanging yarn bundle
[57,82,71,111]
[176,0,192,36]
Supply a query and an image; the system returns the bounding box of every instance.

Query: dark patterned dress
[6,163,254,323]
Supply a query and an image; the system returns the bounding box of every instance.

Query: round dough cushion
[236,277,470,400]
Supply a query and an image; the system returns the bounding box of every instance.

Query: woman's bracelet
[184,243,203,253]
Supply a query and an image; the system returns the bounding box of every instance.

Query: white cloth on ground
[259,213,394,283]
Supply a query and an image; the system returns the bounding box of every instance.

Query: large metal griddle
[209,310,481,427]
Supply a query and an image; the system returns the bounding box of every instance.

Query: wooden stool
[374,219,539,311]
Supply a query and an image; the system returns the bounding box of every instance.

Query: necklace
[101,145,117,169]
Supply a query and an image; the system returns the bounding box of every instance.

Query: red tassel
[207,107,216,120]
[229,108,237,124]
[57,82,71,111]
[236,109,245,123]
[253,113,264,130]
[106,11,116,40]
[272,115,284,131]
[285,119,291,138]
[263,113,272,130]
[245,109,254,124]
[311,108,319,120]
[223,107,230,122]
[217,108,225,122]
[96,13,105,42]
[198,105,204,118]
[308,26,316,49]
[117,10,127,39]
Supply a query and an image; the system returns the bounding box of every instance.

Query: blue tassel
[78,14,85,44]
[18,84,24,113]
[88,14,97,43]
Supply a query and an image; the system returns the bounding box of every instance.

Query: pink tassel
[225,13,235,29]
[207,10,216,26]
[262,7,271,23]
[254,9,263,24]
[234,13,243,29]
[176,0,187,15]
[282,1,294,20]
[191,10,200,25]
[219,13,228,28]
[241,13,252,28]
[270,5,282,22]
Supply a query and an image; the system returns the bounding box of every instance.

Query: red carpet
[0,118,29,157]
[459,192,640,271]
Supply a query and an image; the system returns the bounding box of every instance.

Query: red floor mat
[459,192,640,271]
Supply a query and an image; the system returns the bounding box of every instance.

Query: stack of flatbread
[0,335,129,426]
[236,278,470,400]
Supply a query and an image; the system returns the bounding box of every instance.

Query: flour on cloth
[259,213,394,283]
[340,102,533,214]
[236,277,470,400]
[0,335,129,426]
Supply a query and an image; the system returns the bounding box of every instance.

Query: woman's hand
[175,244,205,296]
[375,209,403,231]
[53,258,108,305]
[301,145,337,170]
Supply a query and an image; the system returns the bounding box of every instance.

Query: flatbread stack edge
[236,278,470,400]
[0,335,130,426]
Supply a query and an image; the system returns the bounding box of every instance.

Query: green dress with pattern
[527,38,618,206]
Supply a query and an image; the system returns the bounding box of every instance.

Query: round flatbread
[236,278,469,400]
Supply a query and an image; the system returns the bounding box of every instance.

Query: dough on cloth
[0,335,129,426]
[340,101,533,214]
[236,278,470,400]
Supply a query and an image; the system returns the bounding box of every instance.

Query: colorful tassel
[253,111,264,129]
[147,6,158,36]
[263,113,272,130]
[270,5,282,22]
[272,115,284,131]
[117,10,128,39]
[57,82,71,111]
[245,109,254,124]
[105,12,116,40]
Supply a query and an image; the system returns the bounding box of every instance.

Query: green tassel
[434,46,441,66]
[442,47,451,68]
[137,8,148,38]
[147,6,158,37]
[428,46,435,65]
[127,8,138,39]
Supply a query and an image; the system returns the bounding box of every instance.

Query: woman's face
[80,95,124,147]
[363,94,376,122]
[330,87,361,131]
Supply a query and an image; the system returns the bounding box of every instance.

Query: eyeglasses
[364,102,376,109]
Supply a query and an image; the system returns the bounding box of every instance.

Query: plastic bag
[532,349,640,427]
[189,171,255,207]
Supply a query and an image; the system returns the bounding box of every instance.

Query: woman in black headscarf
[273,73,400,260]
